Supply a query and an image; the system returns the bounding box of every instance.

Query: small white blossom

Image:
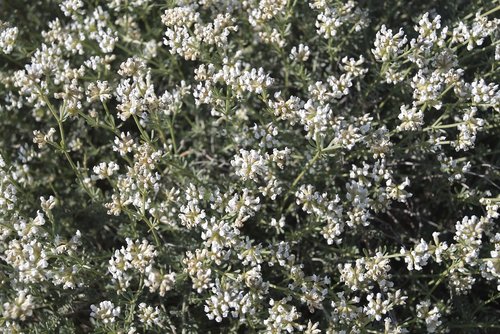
[290,44,311,62]
[416,300,442,333]
[2,291,35,321]
[90,301,121,324]
[0,24,18,54]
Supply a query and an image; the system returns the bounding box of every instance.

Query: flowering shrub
[0,0,499,332]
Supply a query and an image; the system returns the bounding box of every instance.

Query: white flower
[138,303,161,326]
[231,149,268,182]
[0,25,18,54]
[93,161,119,179]
[2,291,35,320]
[60,0,84,18]
[365,292,390,321]
[90,301,121,324]
[397,105,424,131]
[263,298,304,333]
[401,239,431,271]
[33,128,56,148]
[416,300,442,333]
[86,80,111,103]
[372,25,407,61]
[290,44,310,62]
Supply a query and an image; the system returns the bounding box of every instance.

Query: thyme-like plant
[0,0,499,333]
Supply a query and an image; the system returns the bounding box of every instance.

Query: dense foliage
[0,0,499,333]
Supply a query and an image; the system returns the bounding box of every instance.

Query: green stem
[39,89,96,201]
[291,149,322,189]
[133,114,150,142]
[279,149,323,215]
[167,114,178,154]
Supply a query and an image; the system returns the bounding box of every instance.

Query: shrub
[0,0,499,333]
